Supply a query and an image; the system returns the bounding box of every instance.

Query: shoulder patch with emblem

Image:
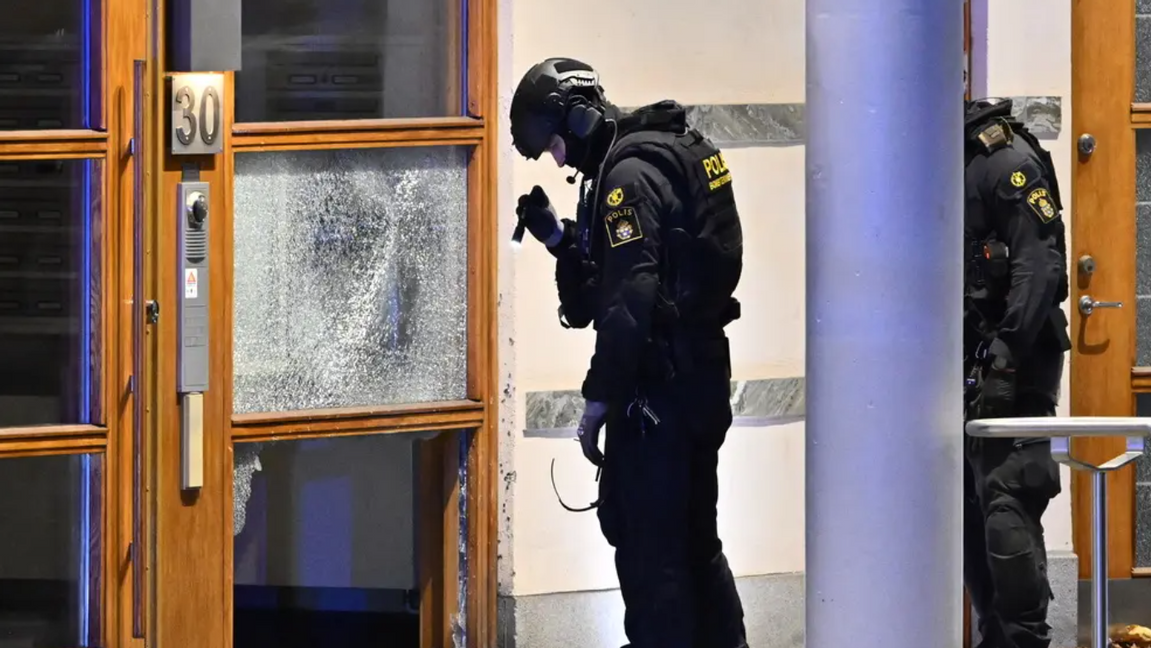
[605,207,643,247]
[1026,187,1058,224]
[605,186,625,207]
[995,158,1043,201]
[602,181,640,210]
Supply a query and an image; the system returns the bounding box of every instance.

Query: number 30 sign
[170,73,225,156]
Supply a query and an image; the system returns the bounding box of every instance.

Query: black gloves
[516,185,563,247]
[976,360,1016,419]
[576,400,609,467]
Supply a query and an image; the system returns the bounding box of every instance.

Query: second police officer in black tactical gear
[963,98,1071,648]
[509,58,748,648]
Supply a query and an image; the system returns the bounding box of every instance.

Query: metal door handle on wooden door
[1079,295,1123,316]
[128,59,147,641]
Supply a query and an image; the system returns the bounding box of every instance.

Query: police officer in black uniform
[509,58,748,648]
[963,97,1070,648]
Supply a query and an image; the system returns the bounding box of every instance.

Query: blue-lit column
[805,1,965,645]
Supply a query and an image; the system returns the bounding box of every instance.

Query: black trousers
[964,394,1062,648]
[596,364,748,648]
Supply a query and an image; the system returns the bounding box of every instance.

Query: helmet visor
[511,108,561,160]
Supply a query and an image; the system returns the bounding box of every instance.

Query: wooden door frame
[1070,0,1139,579]
[0,0,147,643]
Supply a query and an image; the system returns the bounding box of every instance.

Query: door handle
[1079,295,1123,316]
[129,59,147,641]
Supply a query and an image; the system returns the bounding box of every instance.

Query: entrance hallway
[0,0,1149,646]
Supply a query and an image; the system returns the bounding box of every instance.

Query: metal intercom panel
[177,182,210,393]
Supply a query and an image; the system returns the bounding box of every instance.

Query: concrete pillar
[805,2,965,646]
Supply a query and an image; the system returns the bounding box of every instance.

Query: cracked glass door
[215,0,500,644]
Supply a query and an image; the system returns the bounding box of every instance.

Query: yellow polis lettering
[709,174,733,191]
[702,151,732,191]
[702,152,728,179]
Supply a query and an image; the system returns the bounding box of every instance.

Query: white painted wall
[498,0,1076,597]
[984,0,1074,552]
[502,0,809,597]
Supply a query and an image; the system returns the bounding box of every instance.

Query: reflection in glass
[1137,1,1151,102]
[0,0,101,130]
[1137,132,1151,366]
[233,432,465,648]
[0,453,102,647]
[1136,395,1151,568]
[232,146,469,414]
[0,159,102,427]
[236,0,463,122]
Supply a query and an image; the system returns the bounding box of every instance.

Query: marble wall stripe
[523,377,805,438]
[1009,96,1062,138]
[637,96,1062,148]
[684,103,805,148]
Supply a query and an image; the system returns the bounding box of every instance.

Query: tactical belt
[655,297,740,376]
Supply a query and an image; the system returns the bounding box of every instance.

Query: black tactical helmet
[510,58,604,160]
[965,97,1012,127]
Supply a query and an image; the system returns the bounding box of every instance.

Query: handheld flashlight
[511,215,527,247]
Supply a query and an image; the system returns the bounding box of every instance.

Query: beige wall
[986,0,1074,552]
[499,0,1076,598]
[503,0,810,597]
[511,0,804,105]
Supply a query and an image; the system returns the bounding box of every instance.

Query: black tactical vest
[597,117,744,333]
[965,118,1069,307]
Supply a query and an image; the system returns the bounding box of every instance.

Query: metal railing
[965,417,1151,648]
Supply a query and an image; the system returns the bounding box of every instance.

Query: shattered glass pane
[232,146,470,414]
[233,442,263,535]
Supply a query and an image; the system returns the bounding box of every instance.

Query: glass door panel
[0,158,102,427]
[0,0,153,642]
[1135,395,1151,569]
[231,146,470,414]
[233,430,468,648]
[1134,4,1151,577]
[1136,2,1151,104]
[235,0,463,122]
[0,0,101,131]
[0,0,102,130]
[224,0,497,641]
[0,453,102,647]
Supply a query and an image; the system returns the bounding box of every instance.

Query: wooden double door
[0,0,499,645]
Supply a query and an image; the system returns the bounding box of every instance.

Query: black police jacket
[964,103,1070,394]
[549,101,744,403]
